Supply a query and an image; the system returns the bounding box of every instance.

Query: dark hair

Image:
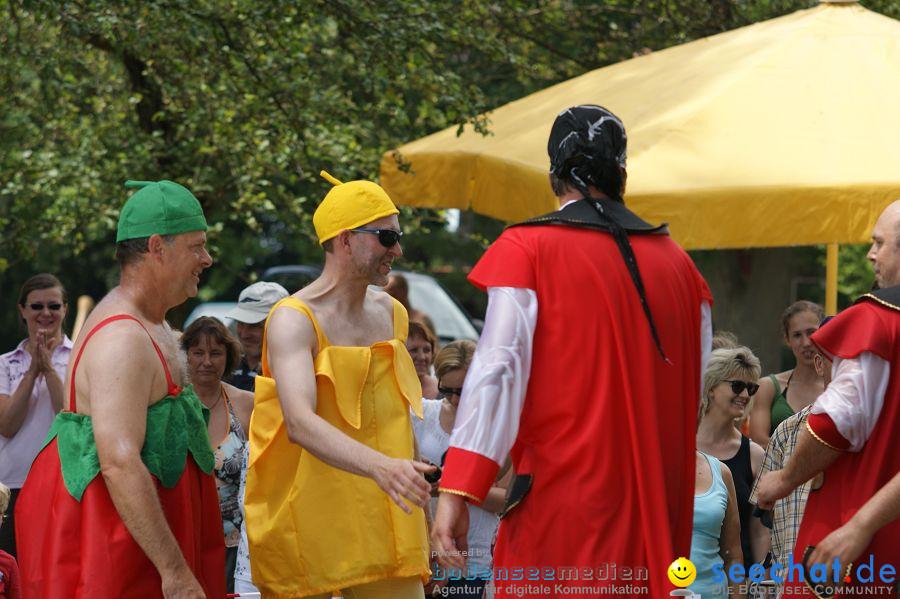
[180,316,243,375]
[408,320,437,355]
[322,239,334,253]
[780,300,824,335]
[19,273,68,306]
[549,157,625,202]
[115,235,175,268]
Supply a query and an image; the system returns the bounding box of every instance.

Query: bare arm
[224,382,253,435]
[755,428,841,509]
[719,465,746,599]
[749,376,775,447]
[267,306,432,513]
[0,364,39,438]
[86,324,203,597]
[481,461,514,514]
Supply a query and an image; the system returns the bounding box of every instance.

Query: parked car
[184,266,480,345]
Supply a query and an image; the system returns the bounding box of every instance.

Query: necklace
[202,386,224,411]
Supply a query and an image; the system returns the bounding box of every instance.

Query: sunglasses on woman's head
[724,380,759,396]
[28,303,63,311]
[351,227,403,248]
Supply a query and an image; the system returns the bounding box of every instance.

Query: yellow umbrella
[381,1,900,312]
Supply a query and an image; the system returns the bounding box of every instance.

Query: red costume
[0,549,21,599]
[16,316,224,599]
[782,289,900,598]
[440,199,712,598]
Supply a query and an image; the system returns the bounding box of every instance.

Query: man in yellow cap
[16,180,223,598]
[245,172,433,598]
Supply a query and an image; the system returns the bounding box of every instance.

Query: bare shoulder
[75,317,161,414]
[368,287,395,312]
[748,439,766,472]
[78,316,158,369]
[223,381,253,409]
[754,375,777,406]
[720,461,735,485]
[223,381,254,428]
[267,298,318,353]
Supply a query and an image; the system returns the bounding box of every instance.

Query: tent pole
[826,243,839,315]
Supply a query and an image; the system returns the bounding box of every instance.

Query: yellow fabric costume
[245,296,429,598]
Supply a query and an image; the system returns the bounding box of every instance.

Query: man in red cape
[16,180,224,598]
[758,200,900,598]
[432,105,713,598]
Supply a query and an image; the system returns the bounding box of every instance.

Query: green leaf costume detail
[42,385,214,501]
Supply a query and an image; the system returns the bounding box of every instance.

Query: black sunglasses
[28,303,63,311]
[438,386,463,398]
[724,380,759,396]
[351,227,403,248]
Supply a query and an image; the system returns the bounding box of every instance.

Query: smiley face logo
[668,557,696,587]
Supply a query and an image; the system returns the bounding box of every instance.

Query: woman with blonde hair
[413,340,509,598]
[697,347,768,575]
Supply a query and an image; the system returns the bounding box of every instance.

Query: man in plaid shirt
[749,329,831,592]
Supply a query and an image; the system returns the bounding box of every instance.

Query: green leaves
[1,0,895,345]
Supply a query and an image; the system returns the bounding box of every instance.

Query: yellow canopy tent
[380,0,900,313]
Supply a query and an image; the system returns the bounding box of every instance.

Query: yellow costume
[245,296,429,599]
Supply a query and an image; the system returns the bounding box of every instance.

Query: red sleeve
[439,447,500,505]
[0,551,21,599]
[811,301,893,362]
[807,412,851,451]
[468,230,536,291]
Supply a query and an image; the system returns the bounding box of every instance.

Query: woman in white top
[0,273,73,557]
[413,340,510,598]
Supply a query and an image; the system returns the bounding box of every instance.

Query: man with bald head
[758,199,900,597]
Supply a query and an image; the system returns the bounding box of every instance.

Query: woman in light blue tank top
[690,451,745,598]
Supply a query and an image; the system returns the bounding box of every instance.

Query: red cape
[450,223,711,598]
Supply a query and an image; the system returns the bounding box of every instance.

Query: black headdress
[545,105,669,361]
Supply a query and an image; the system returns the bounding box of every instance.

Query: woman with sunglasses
[412,340,510,599]
[750,300,825,448]
[697,347,768,572]
[0,273,72,558]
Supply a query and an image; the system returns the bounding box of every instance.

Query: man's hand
[755,470,794,509]
[432,493,470,570]
[808,521,873,579]
[161,565,205,598]
[372,457,434,514]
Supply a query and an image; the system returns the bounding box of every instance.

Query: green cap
[116,180,208,242]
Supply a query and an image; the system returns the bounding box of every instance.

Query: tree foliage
[1,0,895,346]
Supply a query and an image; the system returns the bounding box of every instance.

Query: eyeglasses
[351,227,403,248]
[438,386,463,398]
[724,380,760,396]
[28,303,63,311]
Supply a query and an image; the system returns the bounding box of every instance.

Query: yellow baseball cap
[313,171,399,245]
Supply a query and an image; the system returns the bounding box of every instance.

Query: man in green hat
[16,180,224,598]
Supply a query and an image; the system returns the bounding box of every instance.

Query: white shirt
[0,336,72,487]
